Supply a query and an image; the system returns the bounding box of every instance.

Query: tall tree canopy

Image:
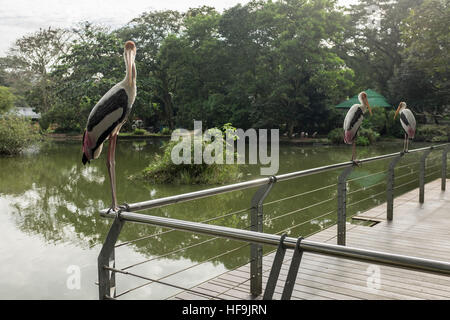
[0,0,447,132]
[389,0,449,123]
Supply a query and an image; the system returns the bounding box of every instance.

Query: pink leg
[403,134,407,152]
[351,140,360,166]
[352,140,356,161]
[106,134,118,210]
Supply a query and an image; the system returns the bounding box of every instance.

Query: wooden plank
[286,253,450,291]
[172,179,450,300]
[266,257,450,299]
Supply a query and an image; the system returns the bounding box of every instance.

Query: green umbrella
[336,89,392,109]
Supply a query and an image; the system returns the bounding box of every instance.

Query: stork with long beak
[394,101,416,153]
[81,41,137,212]
[343,91,372,164]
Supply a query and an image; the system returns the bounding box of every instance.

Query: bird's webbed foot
[106,206,120,215]
[351,159,361,167]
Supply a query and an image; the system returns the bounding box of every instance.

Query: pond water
[0,138,442,299]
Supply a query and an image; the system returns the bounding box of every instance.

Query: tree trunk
[163,94,175,130]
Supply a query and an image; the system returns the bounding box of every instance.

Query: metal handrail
[100,143,449,217]
[98,142,450,299]
[115,211,450,276]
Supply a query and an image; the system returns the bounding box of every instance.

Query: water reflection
[0,139,438,298]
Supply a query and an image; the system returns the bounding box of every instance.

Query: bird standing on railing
[343,91,372,164]
[81,41,137,212]
[394,101,416,153]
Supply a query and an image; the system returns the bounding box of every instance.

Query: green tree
[4,27,70,114]
[174,6,229,129]
[0,86,16,114]
[0,65,7,86]
[389,0,449,123]
[0,116,39,155]
[224,0,353,136]
[50,23,124,132]
[119,10,184,130]
[338,0,424,95]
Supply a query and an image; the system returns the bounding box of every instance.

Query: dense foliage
[0,116,40,155]
[0,86,16,113]
[0,0,447,136]
[142,126,241,184]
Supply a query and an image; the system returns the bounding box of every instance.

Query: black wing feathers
[87,88,128,131]
[400,112,409,127]
[348,107,363,130]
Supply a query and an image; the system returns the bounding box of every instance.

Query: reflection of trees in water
[0,140,427,270]
[117,189,253,270]
[0,140,256,269]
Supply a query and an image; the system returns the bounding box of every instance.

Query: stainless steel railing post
[420,148,433,203]
[386,153,404,221]
[337,165,355,246]
[98,216,125,300]
[249,176,276,297]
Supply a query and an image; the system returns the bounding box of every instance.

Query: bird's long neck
[125,62,136,87]
[359,103,368,113]
[358,96,366,113]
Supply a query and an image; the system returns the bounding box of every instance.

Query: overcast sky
[0,0,357,56]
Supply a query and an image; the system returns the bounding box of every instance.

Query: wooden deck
[171,179,450,300]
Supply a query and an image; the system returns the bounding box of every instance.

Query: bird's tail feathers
[344,131,354,144]
[82,130,92,165]
[82,153,90,165]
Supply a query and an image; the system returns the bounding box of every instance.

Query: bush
[133,128,147,135]
[356,136,370,146]
[142,127,242,184]
[0,116,40,155]
[431,136,448,142]
[386,110,404,138]
[328,127,380,146]
[161,127,171,135]
[0,86,16,114]
[38,114,51,132]
[415,125,449,142]
[362,107,387,134]
[359,127,380,144]
[328,128,344,144]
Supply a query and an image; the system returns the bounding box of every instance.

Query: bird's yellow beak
[125,41,136,84]
[394,104,401,119]
[127,51,133,83]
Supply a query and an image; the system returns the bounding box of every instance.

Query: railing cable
[266,197,335,223]
[116,207,250,248]
[106,266,224,300]
[264,183,337,206]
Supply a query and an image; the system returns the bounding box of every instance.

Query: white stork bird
[343,91,372,163]
[394,101,416,153]
[82,41,137,212]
